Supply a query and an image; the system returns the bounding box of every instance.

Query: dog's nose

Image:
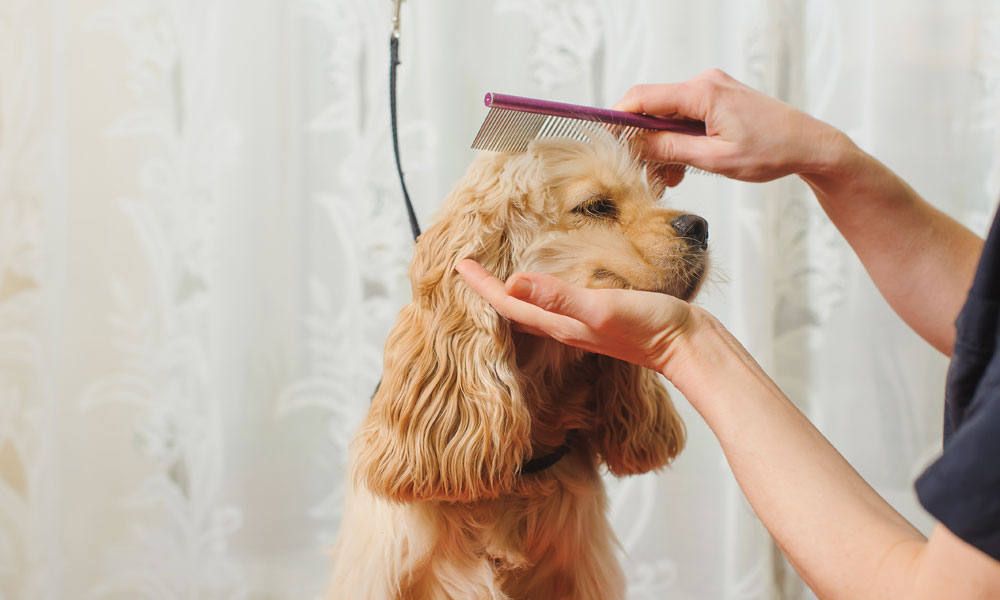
[670,214,708,250]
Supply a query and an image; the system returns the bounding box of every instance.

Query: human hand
[454,259,704,376]
[614,69,851,183]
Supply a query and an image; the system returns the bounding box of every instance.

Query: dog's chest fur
[409,451,621,599]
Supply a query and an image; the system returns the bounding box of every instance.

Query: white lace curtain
[2,0,999,598]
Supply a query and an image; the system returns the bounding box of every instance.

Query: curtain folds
[2,1,999,598]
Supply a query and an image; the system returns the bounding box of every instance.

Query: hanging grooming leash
[390,0,421,241]
[386,0,568,474]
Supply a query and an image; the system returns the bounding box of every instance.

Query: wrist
[656,307,730,387]
[656,307,776,412]
[798,122,864,184]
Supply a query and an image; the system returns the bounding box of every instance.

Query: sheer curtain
[2,0,999,598]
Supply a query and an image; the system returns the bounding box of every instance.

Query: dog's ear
[351,156,534,503]
[591,355,685,475]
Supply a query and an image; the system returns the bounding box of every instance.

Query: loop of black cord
[390,35,422,242]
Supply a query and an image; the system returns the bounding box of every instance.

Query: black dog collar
[520,444,571,475]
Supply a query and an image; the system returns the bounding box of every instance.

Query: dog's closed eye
[573,196,618,220]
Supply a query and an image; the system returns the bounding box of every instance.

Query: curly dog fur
[326,133,709,600]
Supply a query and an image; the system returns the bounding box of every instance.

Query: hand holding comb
[471,92,706,158]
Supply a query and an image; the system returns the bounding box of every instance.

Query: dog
[326,132,709,600]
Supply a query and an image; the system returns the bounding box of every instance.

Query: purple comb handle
[484,92,707,137]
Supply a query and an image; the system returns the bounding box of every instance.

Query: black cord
[389,35,421,242]
[382,32,568,477]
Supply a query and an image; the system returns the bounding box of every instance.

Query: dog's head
[354,133,708,503]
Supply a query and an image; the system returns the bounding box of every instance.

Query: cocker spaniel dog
[326,132,709,600]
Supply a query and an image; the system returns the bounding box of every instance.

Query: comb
[471,92,708,173]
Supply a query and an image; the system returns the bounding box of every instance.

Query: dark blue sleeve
[914,204,1000,561]
[914,299,1000,559]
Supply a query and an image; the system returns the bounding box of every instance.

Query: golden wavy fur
[326,133,709,600]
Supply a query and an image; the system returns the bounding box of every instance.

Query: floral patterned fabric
[2,1,999,598]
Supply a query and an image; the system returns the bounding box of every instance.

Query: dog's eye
[574,197,618,220]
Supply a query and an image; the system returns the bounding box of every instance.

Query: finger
[639,131,719,171]
[663,167,686,187]
[613,82,708,121]
[454,258,500,294]
[646,162,686,193]
[455,260,593,321]
[504,271,604,323]
[455,259,586,338]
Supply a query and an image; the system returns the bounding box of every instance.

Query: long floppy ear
[351,155,536,503]
[591,355,685,475]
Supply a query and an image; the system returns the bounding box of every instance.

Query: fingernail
[509,279,533,298]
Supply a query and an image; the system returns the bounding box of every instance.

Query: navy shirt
[915,205,1000,561]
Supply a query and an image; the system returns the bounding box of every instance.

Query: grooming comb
[471,92,708,172]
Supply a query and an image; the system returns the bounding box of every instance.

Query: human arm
[798,147,982,356]
[672,305,1000,599]
[455,258,1000,599]
[615,70,983,355]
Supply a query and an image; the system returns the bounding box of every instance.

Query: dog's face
[353,134,707,503]
[513,140,708,300]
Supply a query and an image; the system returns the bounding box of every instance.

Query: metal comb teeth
[470,92,711,175]
[471,107,647,153]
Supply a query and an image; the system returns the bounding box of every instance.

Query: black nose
[671,214,708,250]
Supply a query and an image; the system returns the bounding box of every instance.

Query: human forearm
[665,309,926,599]
[799,134,983,355]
